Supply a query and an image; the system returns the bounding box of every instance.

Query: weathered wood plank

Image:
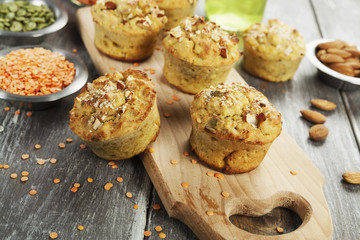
[0,1,153,240]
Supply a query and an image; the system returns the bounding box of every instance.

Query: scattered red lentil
[277,226,284,233]
[87,178,93,183]
[156,46,161,50]
[206,210,214,216]
[66,138,73,143]
[166,100,173,105]
[21,171,29,176]
[144,230,152,237]
[34,144,41,149]
[155,226,162,232]
[112,165,118,169]
[14,110,20,115]
[221,191,230,198]
[58,143,66,149]
[80,144,86,149]
[206,172,214,177]
[77,225,84,231]
[181,182,189,188]
[72,48,78,53]
[74,183,80,188]
[149,148,155,153]
[133,204,139,209]
[50,158,57,164]
[4,107,10,111]
[104,182,113,191]
[149,69,156,74]
[21,176,29,182]
[159,232,166,239]
[37,159,45,165]
[153,204,161,210]
[29,189,37,195]
[290,170,297,175]
[0,164,3,169]
[10,173,18,179]
[53,178,61,184]
[116,177,123,183]
[0,48,75,96]
[183,151,190,156]
[26,111,32,117]
[3,164,9,169]
[214,173,224,179]
[108,161,115,166]
[133,62,140,67]
[171,95,179,101]
[163,112,171,118]
[170,160,178,165]
[21,154,29,160]
[109,67,116,71]
[49,232,58,239]
[70,187,78,193]
[191,159,198,164]
[126,192,133,198]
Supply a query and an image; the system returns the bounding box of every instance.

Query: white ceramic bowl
[306,38,360,91]
[0,45,88,110]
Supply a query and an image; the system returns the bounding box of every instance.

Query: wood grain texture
[0,1,153,240]
[77,7,332,239]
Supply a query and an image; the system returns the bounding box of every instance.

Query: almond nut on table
[342,171,360,184]
[310,99,337,111]
[300,110,327,123]
[309,124,329,141]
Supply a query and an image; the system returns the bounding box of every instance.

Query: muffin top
[190,82,282,143]
[162,16,241,66]
[243,19,305,60]
[154,0,197,9]
[91,0,167,34]
[69,69,157,142]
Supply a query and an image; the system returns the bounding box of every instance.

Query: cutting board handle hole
[226,192,312,235]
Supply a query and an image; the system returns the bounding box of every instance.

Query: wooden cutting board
[76,7,332,240]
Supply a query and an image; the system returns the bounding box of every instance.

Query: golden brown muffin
[154,0,197,30]
[91,0,167,61]
[190,82,282,174]
[162,16,241,94]
[242,19,305,82]
[69,69,160,160]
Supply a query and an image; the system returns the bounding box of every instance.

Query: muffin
[242,19,305,82]
[154,0,197,30]
[91,0,167,61]
[69,69,160,160]
[162,16,241,94]
[190,83,282,174]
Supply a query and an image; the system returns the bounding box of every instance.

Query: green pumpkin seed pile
[0,1,55,32]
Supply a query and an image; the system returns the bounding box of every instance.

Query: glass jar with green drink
[205,0,267,48]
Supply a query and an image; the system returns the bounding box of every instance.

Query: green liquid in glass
[205,0,267,48]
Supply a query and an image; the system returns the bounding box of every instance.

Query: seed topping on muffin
[164,16,241,64]
[243,19,305,59]
[191,83,282,142]
[70,70,156,140]
[92,0,167,31]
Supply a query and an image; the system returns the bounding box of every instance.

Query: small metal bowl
[0,45,88,110]
[307,39,360,91]
[0,0,68,45]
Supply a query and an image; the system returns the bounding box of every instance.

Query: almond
[317,40,345,50]
[342,171,360,184]
[327,48,352,58]
[309,124,328,141]
[346,62,360,69]
[343,46,360,57]
[105,1,117,10]
[300,110,326,123]
[310,99,337,111]
[319,53,344,63]
[344,57,360,63]
[316,49,326,59]
[328,63,355,76]
[354,70,360,77]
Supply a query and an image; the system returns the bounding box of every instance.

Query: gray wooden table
[1,0,359,239]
